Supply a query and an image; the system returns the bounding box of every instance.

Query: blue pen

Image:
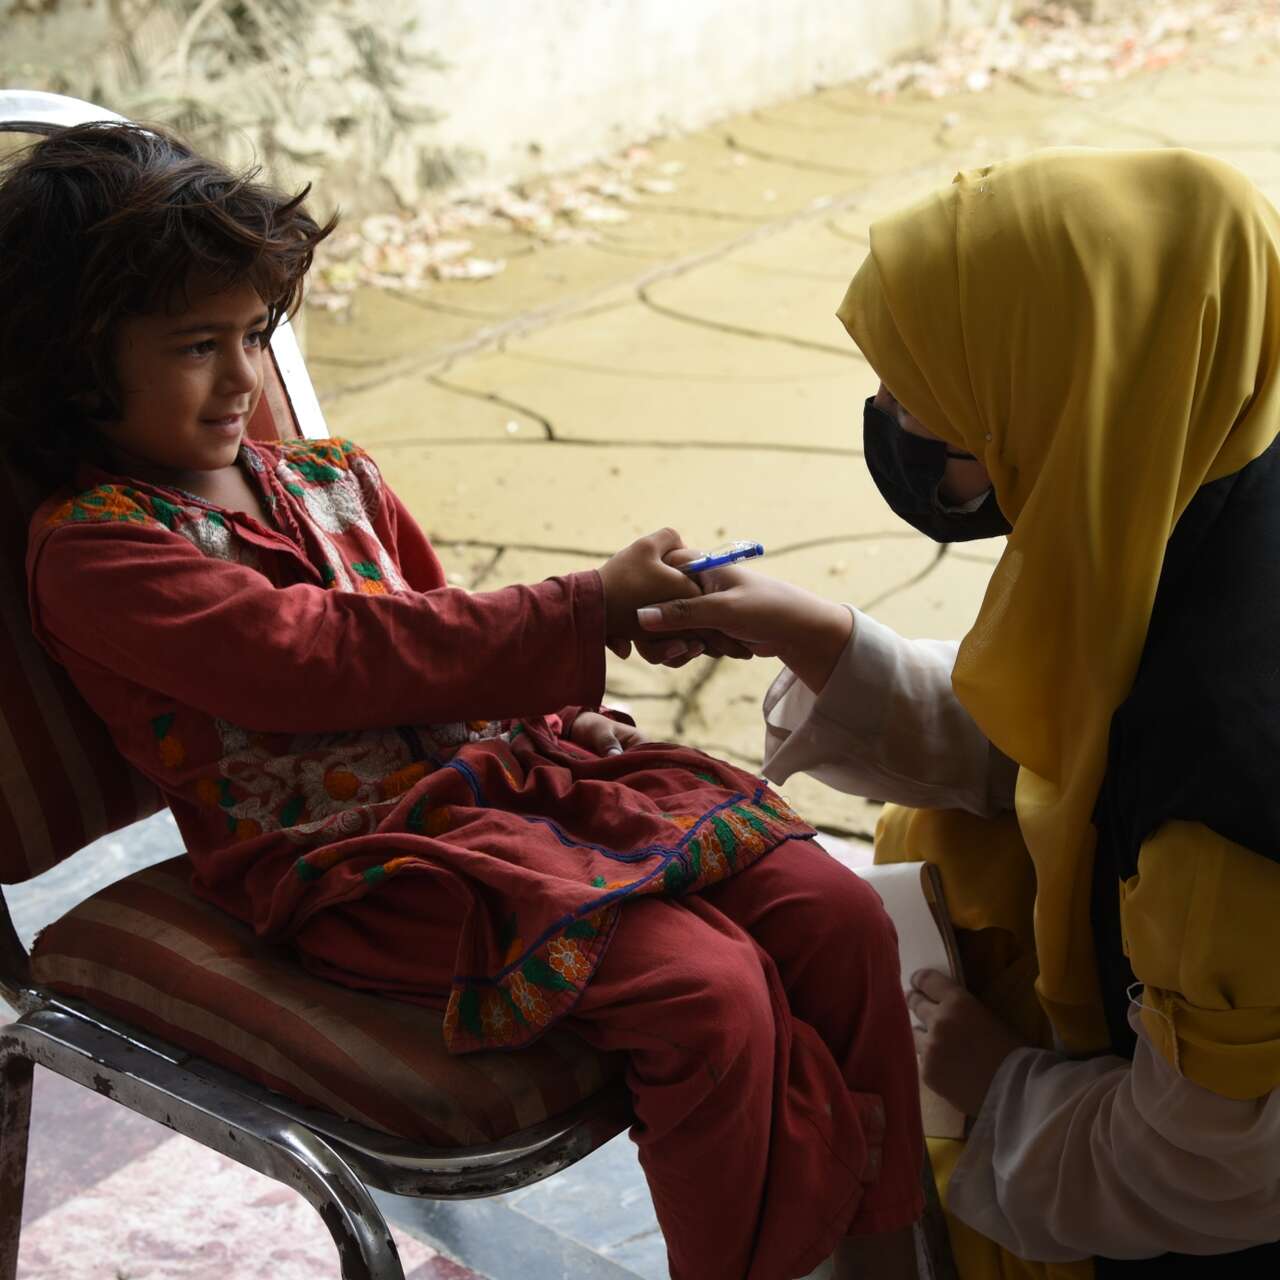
[681,540,765,575]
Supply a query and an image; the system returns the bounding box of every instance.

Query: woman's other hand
[569,711,648,756]
[908,969,1028,1117]
[636,566,853,693]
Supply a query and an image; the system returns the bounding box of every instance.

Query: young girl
[1,122,922,1280]
[639,147,1280,1275]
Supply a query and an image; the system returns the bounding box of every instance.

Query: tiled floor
[12,1062,469,1280]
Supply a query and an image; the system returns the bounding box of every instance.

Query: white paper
[854,861,967,1139]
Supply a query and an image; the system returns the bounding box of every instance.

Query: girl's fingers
[641,638,697,663]
[614,723,648,749]
[661,641,705,668]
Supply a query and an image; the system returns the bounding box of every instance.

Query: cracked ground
[305,37,1280,845]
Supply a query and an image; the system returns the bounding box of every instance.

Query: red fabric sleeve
[29,521,606,735]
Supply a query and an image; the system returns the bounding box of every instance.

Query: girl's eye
[245,329,266,349]
[182,339,216,357]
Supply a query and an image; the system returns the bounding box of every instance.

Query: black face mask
[862,397,1011,543]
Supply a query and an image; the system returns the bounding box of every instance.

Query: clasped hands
[597,527,854,690]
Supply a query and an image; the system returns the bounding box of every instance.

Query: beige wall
[3,0,1041,211]
[419,1,1032,193]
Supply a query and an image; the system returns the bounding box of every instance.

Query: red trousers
[298,837,923,1280]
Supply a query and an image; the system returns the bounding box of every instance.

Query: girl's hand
[569,712,648,756]
[636,566,853,692]
[908,970,1028,1117]
[599,528,702,641]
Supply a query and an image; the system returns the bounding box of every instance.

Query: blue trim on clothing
[447,756,486,804]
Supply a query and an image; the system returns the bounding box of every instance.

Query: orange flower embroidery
[720,808,768,857]
[323,768,360,801]
[380,762,426,800]
[508,973,552,1026]
[546,939,590,983]
[421,805,453,837]
[480,991,517,1043]
[701,843,728,878]
[195,778,221,808]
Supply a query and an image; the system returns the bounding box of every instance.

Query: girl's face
[97,280,267,481]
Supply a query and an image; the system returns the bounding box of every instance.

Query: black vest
[1090,434,1280,1274]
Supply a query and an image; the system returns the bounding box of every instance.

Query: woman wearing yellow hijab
[639,148,1280,1275]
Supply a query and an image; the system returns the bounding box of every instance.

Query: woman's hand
[908,969,1028,1117]
[635,565,853,693]
[569,712,648,756]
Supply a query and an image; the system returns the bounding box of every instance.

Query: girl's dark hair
[0,121,336,483]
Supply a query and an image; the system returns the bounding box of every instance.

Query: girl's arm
[30,518,606,734]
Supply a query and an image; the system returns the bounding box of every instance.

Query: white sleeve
[948,1007,1280,1261]
[760,607,1017,817]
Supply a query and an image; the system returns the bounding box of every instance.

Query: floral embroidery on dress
[151,712,185,768]
[45,484,259,567]
[443,788,810,1052]
[209,719,416,838]
[265,439,409,597]
[176,509,242,562]
[46,485,161,529]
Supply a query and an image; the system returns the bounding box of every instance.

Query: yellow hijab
[839,149,1280,1051]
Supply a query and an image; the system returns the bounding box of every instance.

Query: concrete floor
[7,24,1280,1278]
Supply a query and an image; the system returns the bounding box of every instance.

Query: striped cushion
[30,857,624,1144]
[0,352,298,883]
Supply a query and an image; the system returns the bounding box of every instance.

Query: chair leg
[259,1127,406,1280]
[2,1016,404,1280]
[0,1052,34,1280]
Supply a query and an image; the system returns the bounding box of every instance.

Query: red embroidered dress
[27,438,811,1052]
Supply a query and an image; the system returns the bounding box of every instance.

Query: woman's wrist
[779,601,854,694]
